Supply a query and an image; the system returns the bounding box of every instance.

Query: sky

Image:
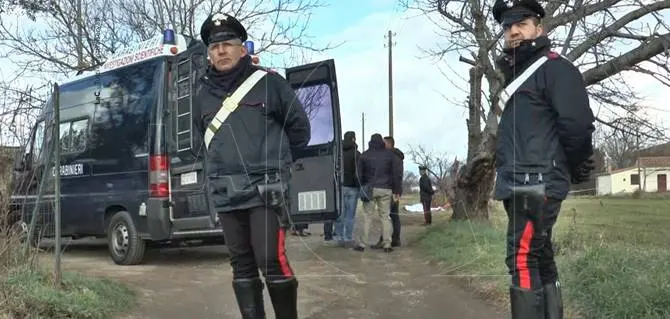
[1,0,670,170]
[300,0,472,165]
[292,1,670,166]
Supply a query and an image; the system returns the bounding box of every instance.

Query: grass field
[0,232,136,319]
[418,197,670,319]
[1,266,136,319]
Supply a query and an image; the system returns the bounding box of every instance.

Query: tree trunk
[451,121,497,220]
[451,65,497,220]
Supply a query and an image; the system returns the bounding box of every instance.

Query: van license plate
[181,172,197,185]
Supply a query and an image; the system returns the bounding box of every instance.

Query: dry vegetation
[0,149,135,319]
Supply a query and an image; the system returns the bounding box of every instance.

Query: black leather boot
[510,286,545,319]
[232,278,266,319]
[266,277,298,319]
[543,281,563,319]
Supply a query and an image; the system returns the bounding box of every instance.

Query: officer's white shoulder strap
[204,69,267,150]
[497,56,549,122]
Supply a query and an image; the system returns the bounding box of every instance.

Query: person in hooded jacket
[332,131,361,246]
[194,13,311,319]
[354,133,403,252]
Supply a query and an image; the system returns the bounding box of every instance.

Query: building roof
[598,156,670,176]
[636,156,670,167]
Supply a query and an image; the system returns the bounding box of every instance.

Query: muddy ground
[39,215,505,319]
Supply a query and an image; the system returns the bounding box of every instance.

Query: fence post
[53,82,61,287]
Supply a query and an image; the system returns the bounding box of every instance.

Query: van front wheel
[107,211,146,265]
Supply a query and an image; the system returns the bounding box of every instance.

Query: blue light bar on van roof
[244,40,254,55]
[163,28,176,45]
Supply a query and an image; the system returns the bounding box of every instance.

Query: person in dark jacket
[374,136,404,247]
[492,0,595,318]
[194,12,311,319]
[418,165,435,225]
[354,133,403,252]
[331,131,361,246]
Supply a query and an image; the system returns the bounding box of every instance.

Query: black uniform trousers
[218,206,294,281]
[389,199,401,243]
[503,197,561,291]
[379,200,401,245]
[421,196,432,224]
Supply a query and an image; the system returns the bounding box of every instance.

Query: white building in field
[596,156,670,195]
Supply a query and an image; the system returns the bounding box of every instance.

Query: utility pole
[361,112,366,152]
[384,30,396,137]
[76,0,84,69]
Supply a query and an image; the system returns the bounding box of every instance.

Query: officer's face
[503,17,543,48]
[208,39,247,72]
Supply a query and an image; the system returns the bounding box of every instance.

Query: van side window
[89,58,161,158]
[59,118,89,153]
[294,84,334,146]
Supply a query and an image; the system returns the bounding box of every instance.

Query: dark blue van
[10,30,343,265]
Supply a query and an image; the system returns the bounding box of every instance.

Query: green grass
[1,267,136,319]
[419,197,670,319]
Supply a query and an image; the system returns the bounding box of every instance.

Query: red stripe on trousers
[516,221,534,289]
[277,228,293,277]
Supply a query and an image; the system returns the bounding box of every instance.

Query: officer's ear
[533,18,545,37]
[240,43,248,56]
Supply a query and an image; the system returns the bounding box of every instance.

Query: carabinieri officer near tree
[195,12,311,319]
[491,0,596,318]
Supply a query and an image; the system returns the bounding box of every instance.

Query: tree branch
[582,33,670,86]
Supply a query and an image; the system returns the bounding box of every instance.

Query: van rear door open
[166,42,214,231]
[284,59,343,224]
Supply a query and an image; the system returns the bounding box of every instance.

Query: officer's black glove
[570,158,595,184]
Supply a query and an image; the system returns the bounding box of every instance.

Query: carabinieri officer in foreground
[195,12,311,319]
[491,0,596,318]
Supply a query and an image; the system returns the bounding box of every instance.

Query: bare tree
[406,144,460,206]
[0,0,337,143]
[403,170,419,194]
[295,84,331,121]
[110,0,338,64]
[0,71,48,146]
[595,115,661,169]
[400,0,670,220]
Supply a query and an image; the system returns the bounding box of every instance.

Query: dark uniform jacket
[419,174,435,202]
[194,63,311,213]
[494,36,595,201]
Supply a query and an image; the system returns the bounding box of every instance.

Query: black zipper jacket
[493,36,595,200]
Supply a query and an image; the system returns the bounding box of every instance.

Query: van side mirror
[13,158,24,171]
[13,154,32,171]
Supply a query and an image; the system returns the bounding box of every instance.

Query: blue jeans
[334,186,359,242]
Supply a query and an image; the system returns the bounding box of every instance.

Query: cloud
[301,9,670,165]
[304,10,471,164]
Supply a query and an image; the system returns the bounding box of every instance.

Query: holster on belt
[510,173,546,218]
[256,172,290,225]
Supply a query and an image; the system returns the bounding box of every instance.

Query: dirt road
[44,218,504,319]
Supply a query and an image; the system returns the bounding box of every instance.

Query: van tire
[107,211,146,265]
